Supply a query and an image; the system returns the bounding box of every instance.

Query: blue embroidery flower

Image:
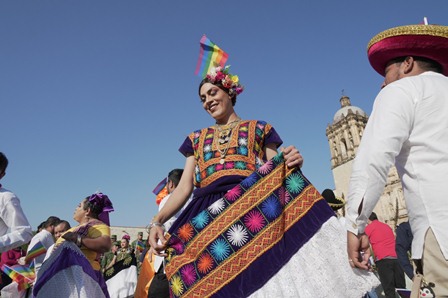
[235,161,246,170]
[241,174,258,189]
[261,196,282,219]
[192,210,209,229]
[204,151,213,161]
[237,146,248,156]
[210,238,231,262]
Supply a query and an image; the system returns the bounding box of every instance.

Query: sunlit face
[200,83,234,123]
[121,239,128,248]
[54,223,69,239]
[73,199,88,223]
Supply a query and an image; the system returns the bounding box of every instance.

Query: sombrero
[367,24,448,76]
[321,189,345,211]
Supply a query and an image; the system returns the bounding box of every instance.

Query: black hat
[322,189,345,211]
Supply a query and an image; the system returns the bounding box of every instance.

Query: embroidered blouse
[179,120,282,189]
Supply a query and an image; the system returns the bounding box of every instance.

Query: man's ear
[402,56,415,74]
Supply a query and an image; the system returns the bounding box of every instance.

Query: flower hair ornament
[88,192,114,226]
[206,65,244,96]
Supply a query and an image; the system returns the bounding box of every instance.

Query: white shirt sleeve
[346,82,415,234]
[0,192,33,252]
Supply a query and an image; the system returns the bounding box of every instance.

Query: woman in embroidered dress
[33,193,113,298]
[148,66,378,298]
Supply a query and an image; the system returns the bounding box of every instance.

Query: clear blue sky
[1,1,447,230]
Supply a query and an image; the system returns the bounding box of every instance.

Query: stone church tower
[326,95,408,228]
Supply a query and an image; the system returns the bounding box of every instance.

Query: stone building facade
[326,95,408,228]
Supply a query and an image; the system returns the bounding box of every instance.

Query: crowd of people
[1,21,448,298]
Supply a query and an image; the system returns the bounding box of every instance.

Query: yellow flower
[231,75,239,84]
[171,275,184,296]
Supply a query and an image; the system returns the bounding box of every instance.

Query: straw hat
[367,24,448,76]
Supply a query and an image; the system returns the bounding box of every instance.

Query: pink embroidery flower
[244,210,266,233]
[180,264,197,286]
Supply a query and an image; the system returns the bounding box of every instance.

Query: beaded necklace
[214,118,241,164]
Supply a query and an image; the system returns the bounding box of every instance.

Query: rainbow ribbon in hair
[194,35,229,78]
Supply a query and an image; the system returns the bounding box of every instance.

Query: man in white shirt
[346,24,448,296]
[148,169,190,298]
[0,152,33,253]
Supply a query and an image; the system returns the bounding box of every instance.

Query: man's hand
[347,231,371,270]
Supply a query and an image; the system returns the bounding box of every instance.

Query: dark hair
[369,212,378,221]
[58,220,71,230]
[0,152,9,175]
[199,78,237,106]
[389,56,443,74]
[82,198,103,217]
[168,168,184,188]
[43,216,61,228]
[37,221,46,231]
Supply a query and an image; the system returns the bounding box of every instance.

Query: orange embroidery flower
[178,223,194,242]
[198,253,214,274]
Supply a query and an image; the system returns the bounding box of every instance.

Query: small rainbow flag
[153,177,169,205]
[194,35,229,78]
[136,240,145,252]
[25,240,47,263]
[1,263,36,291]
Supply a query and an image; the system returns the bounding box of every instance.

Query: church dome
[333,96,367,123]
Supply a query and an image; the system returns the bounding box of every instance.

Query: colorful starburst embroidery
[244,210,266,233]
[227,223,249,247]
[208,198,226,215]
[238,137,247,146]
[171,275,184,297]
[192,210,209,229]
[178,223,194,242]
[235,161,246,170]
[261,196,282,219]
[225,162,234,169]
[258,160,273,175]
[171,241,184,254]
[225,185,242,201]
[286,173,305,194]
[204,152,213,161]
[238,146,248,155]
[241,174,257,188]
[197,253,214,274]
[203,144,212,152]
[210,238,231,262]
[278,186,291,206]
[180,264,197,286]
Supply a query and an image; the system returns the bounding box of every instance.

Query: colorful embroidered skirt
[164,153,378,298]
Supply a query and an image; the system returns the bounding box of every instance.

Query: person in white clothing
[0,152,33,253]
[26,216,60,276]
[346,23,448,296]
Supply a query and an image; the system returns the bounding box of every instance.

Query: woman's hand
[281,145,303,168]
[148,225,168,257]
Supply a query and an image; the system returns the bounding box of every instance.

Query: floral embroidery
[208,198,226,215]
[261,196,282,219]
[286,173,305,194]
[244,210,266,233]
[192,210,209,229]
[227,224,249,247]
[210,238,231,262]
[178,223,194,242]
[197,253,214,274]
[171,275,184,296]
[180,264,197,286]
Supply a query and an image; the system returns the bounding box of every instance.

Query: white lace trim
[249,216,379,298]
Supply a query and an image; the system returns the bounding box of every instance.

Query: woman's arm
[149,155,195,254]
[62,232,111,254]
